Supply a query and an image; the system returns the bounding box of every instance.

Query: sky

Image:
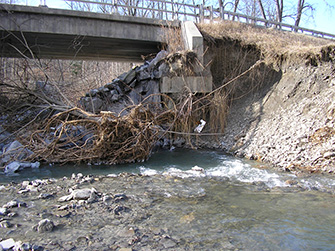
[302,0,335,35]
[16,0,335,35]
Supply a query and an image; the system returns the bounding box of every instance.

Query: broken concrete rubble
[79,50,211,115]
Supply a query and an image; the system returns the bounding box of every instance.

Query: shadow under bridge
[0,4,178,61]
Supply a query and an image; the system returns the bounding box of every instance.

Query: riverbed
[1,149,335,250]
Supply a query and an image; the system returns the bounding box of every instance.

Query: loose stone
[113,205,130,215]
[3,200,27,208]
[38,193,54,199]
[33,219,54,233]
[0,238,15,250]
[0,220,12,228]
[0,207,9,216]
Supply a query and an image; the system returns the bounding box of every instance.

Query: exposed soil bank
[198,22,335,174]
[221,62,335,173]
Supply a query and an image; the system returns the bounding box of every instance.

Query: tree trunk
[275,0,283,22]
[257,0,267,20]
[232,0,239,20]
[295,0,304,29]
[233,0,239,12]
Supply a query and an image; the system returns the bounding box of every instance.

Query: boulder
[1,141,33,165]
[58,188,97,202]
[119,68,137,84]
[33,219,54,233]
[4,161,40,174]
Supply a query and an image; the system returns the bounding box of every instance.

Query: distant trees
[62,0,332,28]
[218,0,327,26]
[216,0,333,28]
[1,0,330,29]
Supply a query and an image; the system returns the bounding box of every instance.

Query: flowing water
[1,149,335,250]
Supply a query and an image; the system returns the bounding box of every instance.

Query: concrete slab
[181,21,203,65]
[160,76,212,93]
[0,4,178,60]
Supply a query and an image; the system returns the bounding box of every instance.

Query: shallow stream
[1,149,335,250]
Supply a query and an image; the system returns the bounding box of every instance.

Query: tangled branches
[27,95,176,165]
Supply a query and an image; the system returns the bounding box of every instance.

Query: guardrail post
[220,7,224,20]
[199,4,204,23]
[210,5,213,22]
[172,0,175,20]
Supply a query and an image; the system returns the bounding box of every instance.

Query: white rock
[4,162,21,174]
[323,151,335,159]
[21,181,30,188]
[0,207,8,216]
[4,161,40,174]
[58,188,97,202]
[34,219,54,233]
[58,194,73,202]
[191,166,205,173]
[73,188,96,200]
[0,238,15,250]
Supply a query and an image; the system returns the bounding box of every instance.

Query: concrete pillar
[181,21,204,68]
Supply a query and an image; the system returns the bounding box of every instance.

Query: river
[1,149,335,250]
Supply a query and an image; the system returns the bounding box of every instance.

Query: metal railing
[3,0,335,40]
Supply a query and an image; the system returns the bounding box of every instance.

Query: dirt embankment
[198,22,335,174]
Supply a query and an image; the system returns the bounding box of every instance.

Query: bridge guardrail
[4,0,335,40]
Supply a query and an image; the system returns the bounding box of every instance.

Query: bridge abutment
[160,21,212,94]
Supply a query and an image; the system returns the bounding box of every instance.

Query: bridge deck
[0,4,178,61]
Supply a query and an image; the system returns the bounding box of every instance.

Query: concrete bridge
[0,4,179,61]
[0,3,211,93]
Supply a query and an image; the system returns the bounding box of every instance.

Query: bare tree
[294,0,314,28]
[233,0,240,12]
[232,0,240,20]
[257,0,267,19]
[275,0,283,22]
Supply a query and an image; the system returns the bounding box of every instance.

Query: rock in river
[58,188,98,202]
[33,219,54,233]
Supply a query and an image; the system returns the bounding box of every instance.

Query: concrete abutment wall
[160,21,213,94]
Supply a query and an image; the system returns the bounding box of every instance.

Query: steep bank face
[199,22,335,173]
[221,62,335,173]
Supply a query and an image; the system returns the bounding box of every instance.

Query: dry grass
[198,21,335,66]
[161,24,185,53]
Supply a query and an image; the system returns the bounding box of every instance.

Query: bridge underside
[0,31,163,61]
[0,4,172,61]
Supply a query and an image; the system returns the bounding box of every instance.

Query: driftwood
[26,94,177,164]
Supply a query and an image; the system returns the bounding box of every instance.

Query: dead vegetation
[198,21,335,66]
[24,97,176,164]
